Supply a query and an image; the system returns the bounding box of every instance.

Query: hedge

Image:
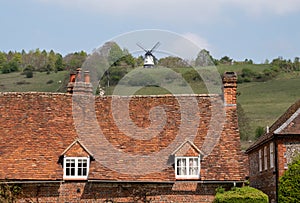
[214,186,268,203]
[278,156,300,202]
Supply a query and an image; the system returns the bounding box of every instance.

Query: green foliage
[2,61,19,73]
[214,186,268,203]
[216,186,225,194]
[0,52,7,71]
[100,66,131,87]
[108,42,124,66]
[182,69,202,82]
[158,56,190,68]
[195,49,215,66]
[219,56,233,65]
[55,54,65,71]
[237,103,251,141]
[278,156,300,203]
[63,51,86,70]
[255,126,265,139]
[0,183,22,202]
[25,70,33,78]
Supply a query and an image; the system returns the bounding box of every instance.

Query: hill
[0,71,68,92]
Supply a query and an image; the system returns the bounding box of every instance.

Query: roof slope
[246,99,300,153]
[0,92,246,181]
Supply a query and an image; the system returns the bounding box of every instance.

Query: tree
[219,56,233,65]
[108,42,123,66]
[294,57,300,71]
[136,55,144,67]
[237,103,251,141]
[278,155,300,202]
[255,126,265,139]
[63,51,86,70]
[158,56,190,68]
[0,52,7,71]
[55,54,65,72]
[195,49,215,66]
[2,61,19,73]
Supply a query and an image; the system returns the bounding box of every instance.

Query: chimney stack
[222,72,237,106]
[67,68,93,94]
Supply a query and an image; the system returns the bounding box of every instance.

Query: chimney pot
[76,68,82,82]
[84,71,90,83]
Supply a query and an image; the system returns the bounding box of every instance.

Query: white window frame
[175,156,200,179]
[259,149,262,172]
[264,146,268,170]
[63,156,90,180]
[270,142,274,168]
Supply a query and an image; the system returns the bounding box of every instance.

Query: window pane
[71,160,75,168]
[66,159,76,176]
[66,168,70,176]
[177,158,187,175]
[71,168,75,176]
[189,158,199,176]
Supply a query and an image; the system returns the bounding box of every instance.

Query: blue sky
[1,0,300,63]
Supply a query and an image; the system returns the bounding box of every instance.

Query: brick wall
[248,143,276,202]
[248,137,300,203]
[277,138,300,177]
[17,182,241,203]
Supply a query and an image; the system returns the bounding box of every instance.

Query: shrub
[255,126,265,139]
[182,69,202,82]
[214,186,268,203]
[25,70,33,78]
[278,156,300,203]
[46,80,54,84]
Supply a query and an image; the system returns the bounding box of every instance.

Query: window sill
[63,177,88,181]
[175,176,200,180]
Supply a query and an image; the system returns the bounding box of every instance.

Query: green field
[0,71,68,92]
[237,72,300,138]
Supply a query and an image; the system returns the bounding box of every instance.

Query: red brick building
[0,71,247,202]
[246,100,300,203]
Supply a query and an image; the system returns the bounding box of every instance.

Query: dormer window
[63,157,90,180]
[175,156,200,179]
[172,140,203,179]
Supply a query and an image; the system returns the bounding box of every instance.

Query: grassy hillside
[238,72,300,139]
[0,71,68,92]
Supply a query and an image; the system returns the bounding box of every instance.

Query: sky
[1,0,300,63]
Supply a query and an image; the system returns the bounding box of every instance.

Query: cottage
[0,71,247,202]
[246,99,300,203]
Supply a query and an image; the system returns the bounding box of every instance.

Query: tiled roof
[0,92,247,181]
[246,99,300,153]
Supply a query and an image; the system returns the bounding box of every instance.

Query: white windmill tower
[137,42,160,68]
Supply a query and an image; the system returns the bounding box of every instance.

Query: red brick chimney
[67,68,93,94]
[222,72,237,106]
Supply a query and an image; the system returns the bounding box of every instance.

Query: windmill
[137,42,160,68]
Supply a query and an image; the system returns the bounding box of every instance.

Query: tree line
[1,42,300,80]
